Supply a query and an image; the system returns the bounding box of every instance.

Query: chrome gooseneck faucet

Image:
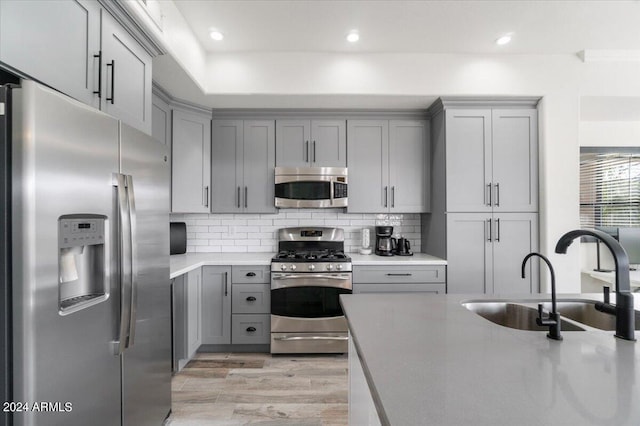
[522,252,562,340]
[555,229,636,341]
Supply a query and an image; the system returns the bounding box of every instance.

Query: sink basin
[541,300,640,331]
[463,302,585,331]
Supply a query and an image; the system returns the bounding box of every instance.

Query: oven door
[274,175,347,208]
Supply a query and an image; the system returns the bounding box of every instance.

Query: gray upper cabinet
[0,1,153,134]
[172,108,212,213]
[100,10,152,135]
[152,92,171,147]
[0,0,101,108]
[347,119,429,213]
[201,266,232,345]
[212,120,276,213]
[445,108,538,213]
[276,120,346,167]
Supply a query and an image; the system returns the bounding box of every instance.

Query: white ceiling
[174,0,640,55]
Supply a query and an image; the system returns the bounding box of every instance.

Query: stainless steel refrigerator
[0,80,171,425]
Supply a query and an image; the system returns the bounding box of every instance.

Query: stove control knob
[326,264,334,271]
[336,264,343,271]
[280,264,287,271]
[308,264,316,271]
[290,264,297,271]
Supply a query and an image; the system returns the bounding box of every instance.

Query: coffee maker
[375,226,396,256]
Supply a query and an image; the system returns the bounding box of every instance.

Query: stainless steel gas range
[270,227,352,354]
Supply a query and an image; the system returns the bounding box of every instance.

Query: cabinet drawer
[353,265,446,284]
[231,314,271,344]
[353,283,446,294]
[232,265,270,284]
[232,284,271,314]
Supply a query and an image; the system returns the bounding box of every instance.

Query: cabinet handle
[495,218,501,242]
[486,218,492,242]
[224,272,228,296]
[245,186,248,208]
[246,327,257,332]
[495,183,500,207]
[246,296,257,302]
[204,186,209,207]
[106,60,115,104]
[305,140,309,162]
[313,140,316,162]
[237,187,241,208]
[246,272,256,277]
[486,183,492,206]
[93,51,102,98]
[391,186,395,208]
[384,186,388,207]
[386,273,412,276]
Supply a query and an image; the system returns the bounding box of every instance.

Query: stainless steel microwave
[275,167,348,208]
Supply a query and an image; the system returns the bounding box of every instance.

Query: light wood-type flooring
[165,352,348,425]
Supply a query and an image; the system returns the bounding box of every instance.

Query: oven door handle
[273,336,349,341]
[272,274,350,280]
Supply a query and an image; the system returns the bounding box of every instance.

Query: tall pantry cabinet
[423,98,540,294]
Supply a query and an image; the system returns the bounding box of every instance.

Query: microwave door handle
[330,178,335,205]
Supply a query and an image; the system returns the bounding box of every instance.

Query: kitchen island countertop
[170,252,446,279]
[340,292,640,425]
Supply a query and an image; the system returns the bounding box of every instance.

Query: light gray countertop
[170,252,447,278]
[340,292,640,426]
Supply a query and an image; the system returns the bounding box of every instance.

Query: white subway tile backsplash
[171,209,421,254]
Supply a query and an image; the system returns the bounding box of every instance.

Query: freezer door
[119,123,171,425]
[11,81,121,425]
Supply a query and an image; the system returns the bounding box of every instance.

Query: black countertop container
[170,222,187,255]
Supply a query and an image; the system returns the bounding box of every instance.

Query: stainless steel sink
[463,302,585,332]
[540,300,640,331]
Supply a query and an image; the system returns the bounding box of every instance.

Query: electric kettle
[396,237,413,256]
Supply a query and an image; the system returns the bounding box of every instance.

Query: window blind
[580,152,640,228]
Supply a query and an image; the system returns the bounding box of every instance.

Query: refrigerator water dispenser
[58,215,108,314]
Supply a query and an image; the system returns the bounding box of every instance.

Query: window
[580,148,640,228]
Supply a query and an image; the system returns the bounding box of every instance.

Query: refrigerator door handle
[125,174,137,348]
[113,173,132,355]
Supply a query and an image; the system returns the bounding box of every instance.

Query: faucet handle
[603,286,610,304]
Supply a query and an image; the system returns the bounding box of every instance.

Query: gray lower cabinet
[445,108,538,213]
[446,212,539,294]
[0,1,153,134]
[347,120,429,213]
[172,270,202,372]
[212,120,276,213]
[201,266,232,345]
[230,266,271,345]
[276,120,346,167]
[352,265,446,294]
[172,107,212,213]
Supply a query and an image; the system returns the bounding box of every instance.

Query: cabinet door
[445,110,492,213]
[491,109,538,212]
[152,93,171,147]
[389,120,430,213]
[172,108,211,213]
[276,120,311,167]
[346,120,389,213]
[243,120,277,213]
[171,275,187,369]
[186,269,202,357]
[211,120,243,213]
[0,0,101,108]
[492,213,539,294]
[201,266,232,345]
[310,120,346,167]
[446,213,492,294]
[100,10,152,134]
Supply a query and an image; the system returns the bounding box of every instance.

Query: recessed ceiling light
[347,31,359,43]
[496,34,512,46]
[210,30,224,41]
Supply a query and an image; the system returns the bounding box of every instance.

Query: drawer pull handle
[246,296,257,302]
[246,327,257,332]
[246,272,256,277]
[386,273,412,276]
